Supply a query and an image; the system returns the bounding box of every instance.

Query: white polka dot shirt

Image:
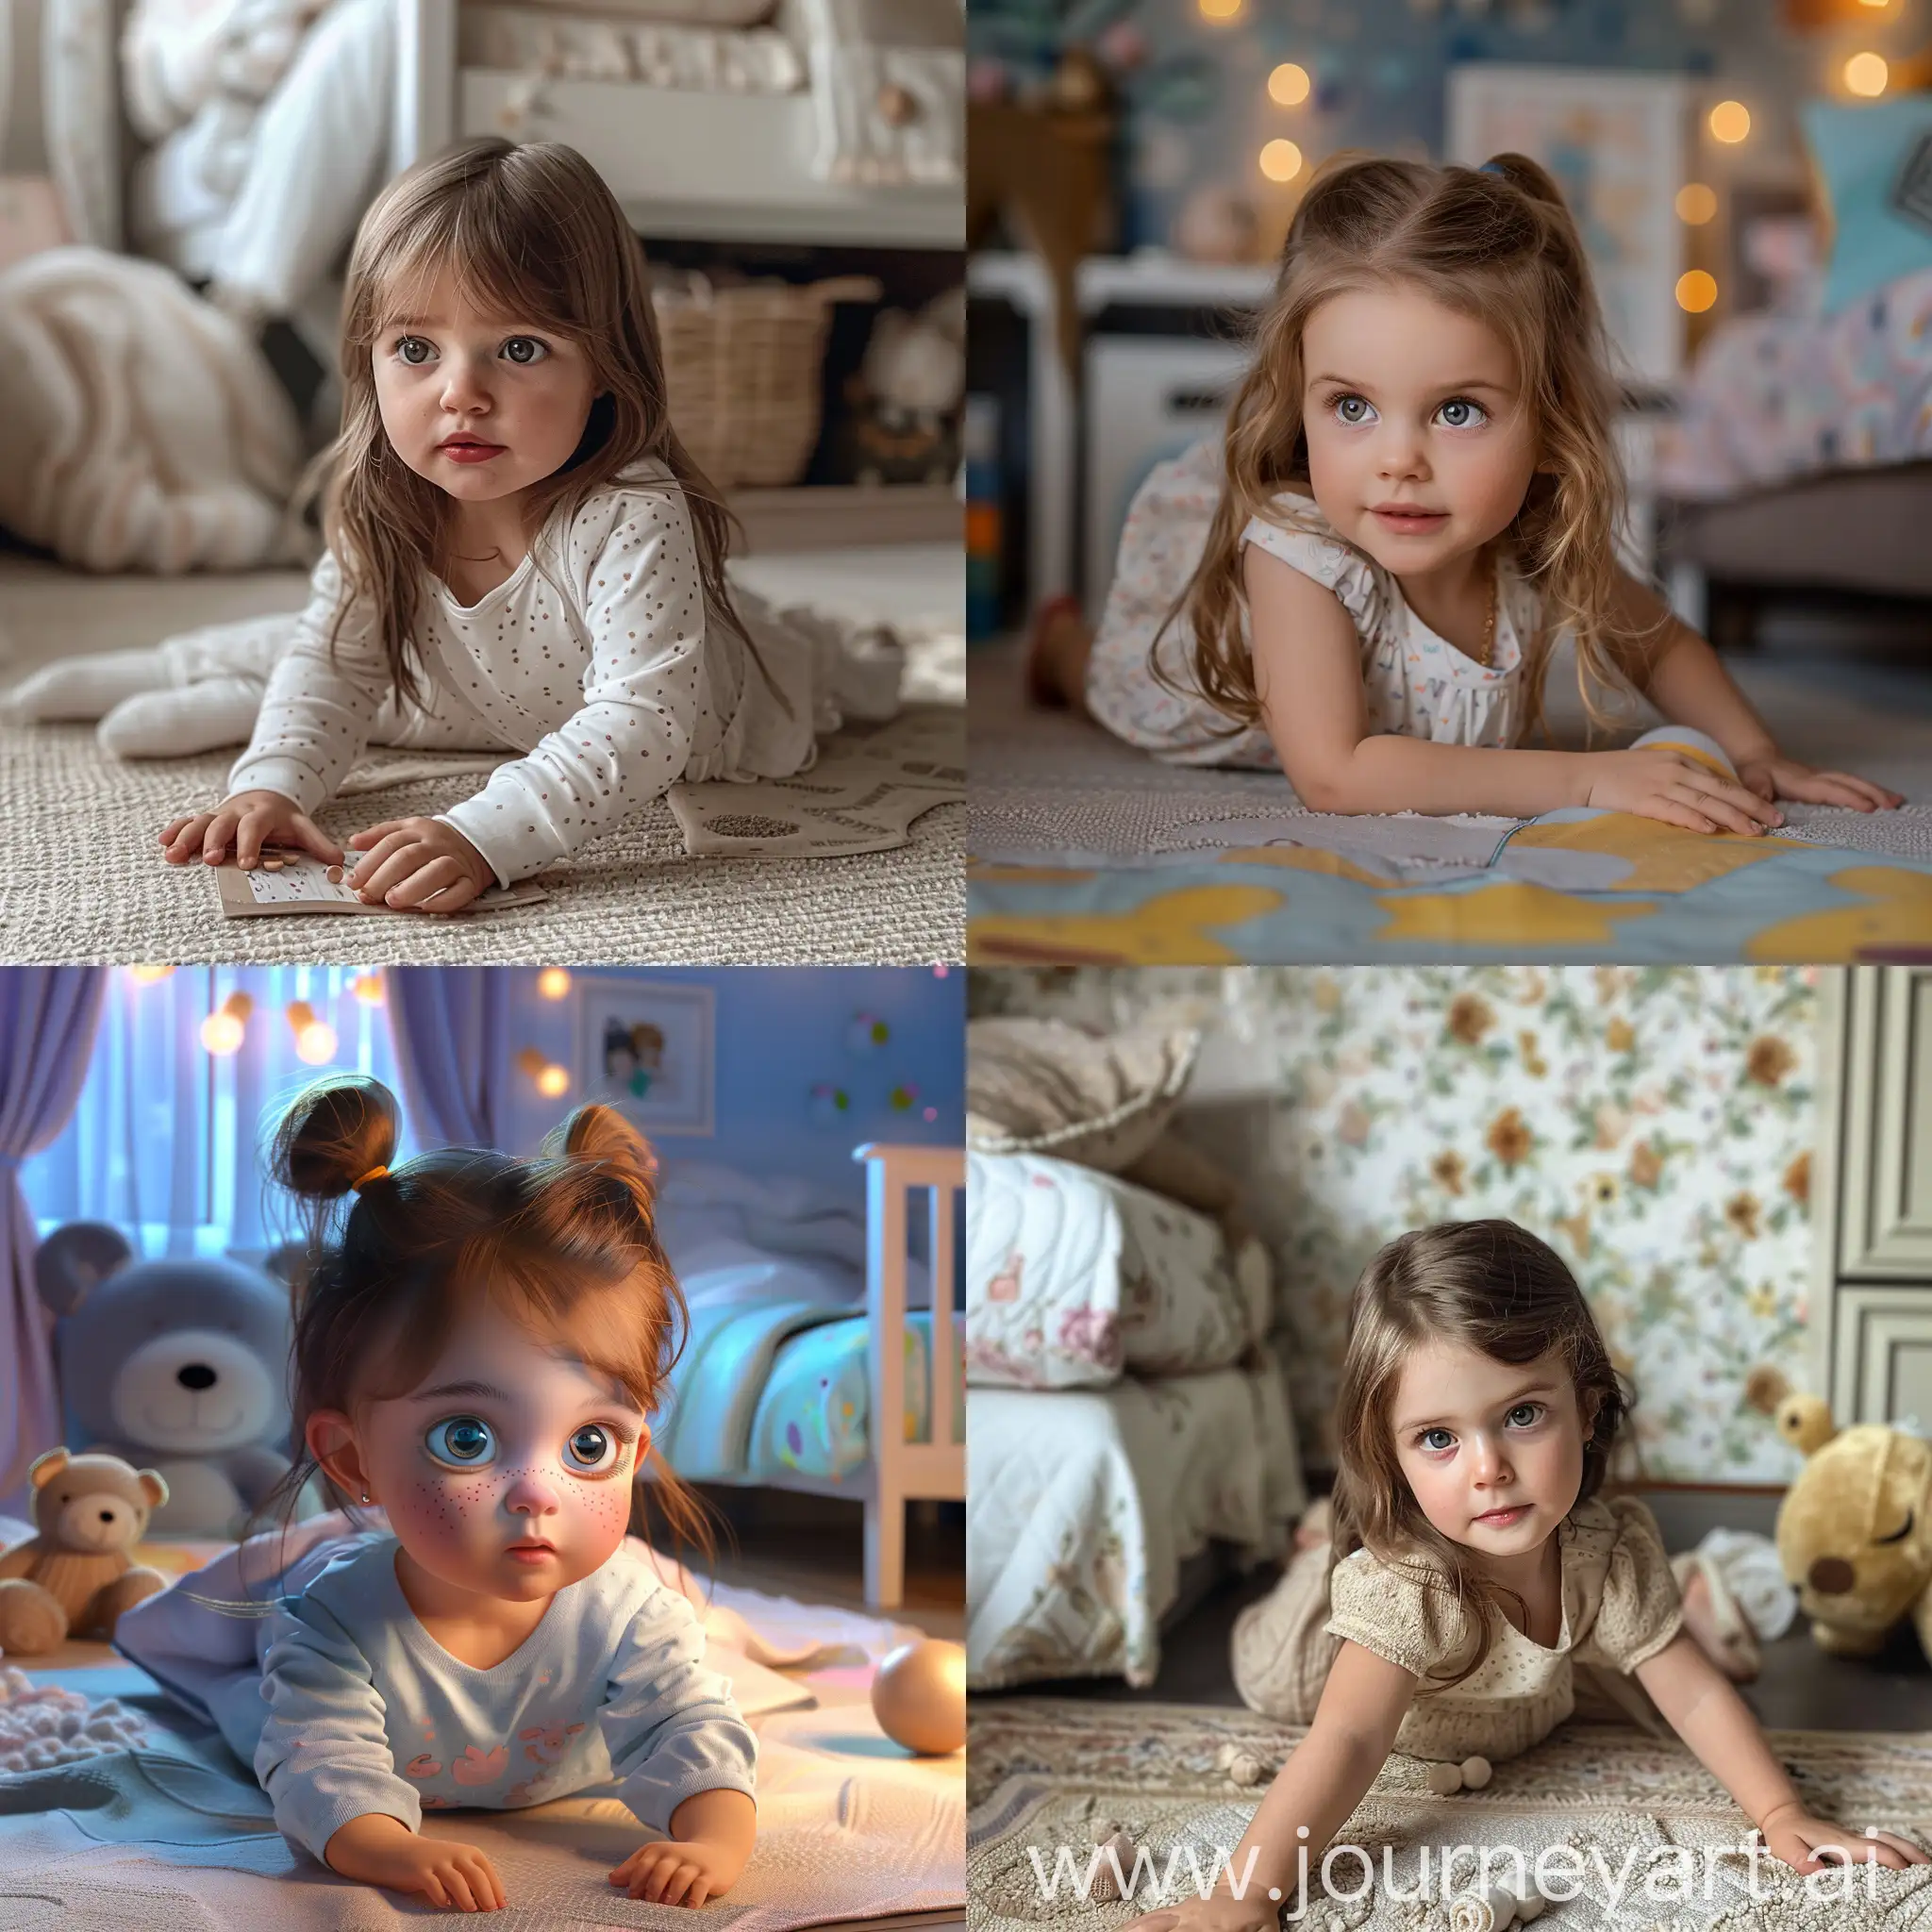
[226,462,814,884]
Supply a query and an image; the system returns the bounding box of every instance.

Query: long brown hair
[1330,1220,1630,1687]
[248,1073,720,1583]
[313,138,744,707]
[1164,150,1664,743]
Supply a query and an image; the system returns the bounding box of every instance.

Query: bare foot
[1025,596,1093,710]
[1681,1564,1758,1682]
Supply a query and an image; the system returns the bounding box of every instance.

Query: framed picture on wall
[575,978,715,1137]
[1446,65,1690,385]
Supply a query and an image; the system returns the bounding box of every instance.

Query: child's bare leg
[1024,596,1095,712]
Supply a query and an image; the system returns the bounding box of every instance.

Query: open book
[214,849,545,919]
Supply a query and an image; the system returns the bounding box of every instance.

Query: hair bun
[550,1104,659,1215]
[1479,152,1570,213]
[270,1074,401,1203]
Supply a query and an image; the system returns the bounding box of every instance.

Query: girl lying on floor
[1124,1220,1927,1932]
[1031,152,1902,836]
[8,138,897,914]
[115,1074,757,1915]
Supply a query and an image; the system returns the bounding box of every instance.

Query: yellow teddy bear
[1774,1392,1932,1660]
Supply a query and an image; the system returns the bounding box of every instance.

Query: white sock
[98,677,268,758]
[7,648,170,722]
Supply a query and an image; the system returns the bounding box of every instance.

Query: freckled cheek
[389,1471,508,1554]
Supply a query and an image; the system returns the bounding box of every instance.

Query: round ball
[1509,1888,1547,1923]
[1225,1751,1265,1786]
[870,1639,966,1755]
[1424,1761,1464,1796]
[1459,1754,1493,1790]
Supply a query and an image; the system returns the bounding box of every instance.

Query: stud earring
[360,1491,372,1504]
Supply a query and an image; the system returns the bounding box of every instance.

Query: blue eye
[503,337,547,365]
[565,1424,617,1472]
[396,336,434,366]
[1421,1428,1455,1453]
[1438,397,1487,429]
[1507,1403,1543,1429]
[427,1416,494,1464]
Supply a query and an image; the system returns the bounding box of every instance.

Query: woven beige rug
[967,1698,1932,1931]
[0,550,962,965]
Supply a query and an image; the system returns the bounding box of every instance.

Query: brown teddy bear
[0,1448,171,1654]
[1771,1391,1932,1660]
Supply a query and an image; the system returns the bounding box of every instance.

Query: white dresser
[1813,967,1932,1424]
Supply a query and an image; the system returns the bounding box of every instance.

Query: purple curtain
[0,968,107,1515]
[386,968,507,1149]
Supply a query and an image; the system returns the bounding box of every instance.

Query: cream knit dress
[1230,1495,1685,1763]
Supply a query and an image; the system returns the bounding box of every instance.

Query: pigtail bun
[270,1074,400,1203]
[1479,151,1569,213]
[546,1104,659,1222]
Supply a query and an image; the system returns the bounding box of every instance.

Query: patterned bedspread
[1656,268,1932,499]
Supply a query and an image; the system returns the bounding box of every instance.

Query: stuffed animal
[36,1224,306,1539]
[1772,1390,1932,1660]
[839,289,965,487]
[0,1449,170,1654]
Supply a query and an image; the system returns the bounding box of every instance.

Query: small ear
[137,1469,169,1509]
[28,1448,70,1489]
[36,1223,134,1317]
[1776,1392,1837,1457]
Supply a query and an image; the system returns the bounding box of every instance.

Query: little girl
[10,137,897,913]
[114,1074,757,1914]
[1124,1221,1925,1932]
[1035,153,1902,836]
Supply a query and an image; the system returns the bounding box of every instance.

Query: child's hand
[1759,1802,1929,1874]
[1735,755,1904,813]
[159,791,341,869]
[1123,1882,1282,1932]
[610,1834,747,1907]
[324,1811,507,1911]
[347,817,495,912]
[1582,748,1786,836]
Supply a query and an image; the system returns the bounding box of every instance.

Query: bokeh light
[296,1022,339,1065]
[1268,63,1310,107]
[200,1011,244,1056]
[1675,183,1718,225]
[1259,139,1304,183]
[1844,52,1889,96]
[1198,0,1241,20]
[1708,100,1750,143]
[128,964,174,985]
[1675,270,1719,313]
[537,1064,571,1099]
[538,967,572,1000]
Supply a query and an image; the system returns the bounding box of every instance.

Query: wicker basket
[653,274,882,491]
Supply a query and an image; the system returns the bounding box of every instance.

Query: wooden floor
[986,1556,1932,1732]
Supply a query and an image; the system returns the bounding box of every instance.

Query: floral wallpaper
[970,967,1820,1485]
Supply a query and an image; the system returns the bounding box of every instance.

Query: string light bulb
[200,991,252,1057]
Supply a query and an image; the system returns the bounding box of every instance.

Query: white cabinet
[1814,967,1932,1424]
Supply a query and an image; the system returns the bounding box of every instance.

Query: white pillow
[511,0,777,26]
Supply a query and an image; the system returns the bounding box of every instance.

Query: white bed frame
[393,0,961,250]
[792,1141,962,1611]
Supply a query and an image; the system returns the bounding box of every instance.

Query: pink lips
[440,437,505,463]
[507,1541,555,1562]
[1474,1506,1528,1527]
[1371,505,1447,532]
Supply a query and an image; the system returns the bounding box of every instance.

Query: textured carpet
[0,548,963,965]
[967,1698,1932,1931]
[968,642,1932,871]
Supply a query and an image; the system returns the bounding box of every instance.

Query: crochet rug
[0,1663,149,1772]
[0,549,963,966]
[967,1698,1932,1932]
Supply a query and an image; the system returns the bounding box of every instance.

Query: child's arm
[1610,571,1903,812]
[1245,546,1781,831]
[161,552,388,869]
[1637,1633,1927,1872]
[600,1581,759,1906]
[1124,1641,1416,1931]
[256,1596,508,1907]
[430,491,710,890]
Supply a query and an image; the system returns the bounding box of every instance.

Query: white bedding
[966,1347,1306,1691]
[965,1150,1268,1390]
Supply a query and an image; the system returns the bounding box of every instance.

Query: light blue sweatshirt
[251,1535,758,1863]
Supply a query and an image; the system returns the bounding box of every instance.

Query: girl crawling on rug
[116,1073,758,1914]
[1030,153,1902,837]
[1124,1220,1927,1932]
[7,138,897,914]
